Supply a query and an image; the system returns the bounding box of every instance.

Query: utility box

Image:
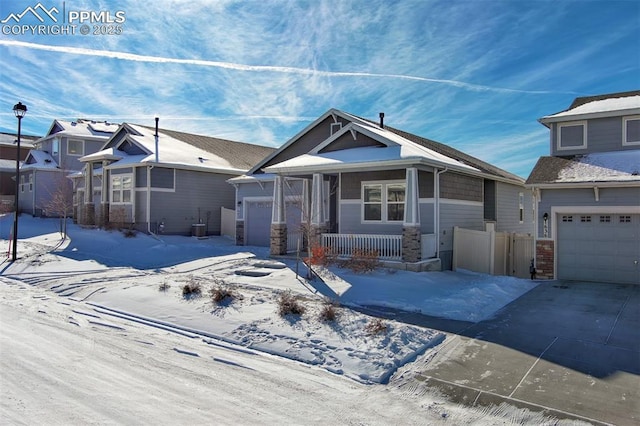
[191,223,206,238]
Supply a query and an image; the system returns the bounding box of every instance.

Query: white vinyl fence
[220,207,236,239]
[452,226,534,278]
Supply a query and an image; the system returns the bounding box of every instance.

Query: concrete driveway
[388,281,639,425]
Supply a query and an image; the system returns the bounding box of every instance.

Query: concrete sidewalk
[389,281,639,425]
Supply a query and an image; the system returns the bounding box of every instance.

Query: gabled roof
[20,150,59,171]
[84,123,274,175]
[44,119,119,139]
[526,151,640,186]
[539,90,640,125]
[258,108,523,184]
[0,132,39,148]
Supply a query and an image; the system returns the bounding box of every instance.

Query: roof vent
[379,112,385,129]
[71,122,77,126]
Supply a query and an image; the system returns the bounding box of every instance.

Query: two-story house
[0,132,38,210]
[19,119,118,216]
[526,90,640,284]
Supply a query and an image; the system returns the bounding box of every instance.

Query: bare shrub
[277,291,306,317]
[158,282,171,292]
[319,299,339,322]
[339,248,380,273]
[182,281,202,297]
[305,244,336,267]
[122,227,137,238]
[210,286,236,304]
[364,317,387,335]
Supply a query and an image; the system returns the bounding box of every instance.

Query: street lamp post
[12,102,27,261]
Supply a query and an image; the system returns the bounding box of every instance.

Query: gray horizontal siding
[144,170,236,235]
[536,186,640,237]
[496,182,534,234]
[551,116,635,156]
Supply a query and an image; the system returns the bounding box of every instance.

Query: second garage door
[557,213,640,284]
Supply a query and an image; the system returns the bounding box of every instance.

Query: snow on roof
[105,125,245,173]
[557,150,640,183]
[21,150,58,170]
[265,121,478,173]
[0,158,21,172]
[542,95,640,120]
[50,119,118,139]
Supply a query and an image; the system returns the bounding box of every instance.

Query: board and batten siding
[550,116,634,156]
[536,187,640,237]
[259,116,349,172]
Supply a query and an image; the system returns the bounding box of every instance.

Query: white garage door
[557,213,640,284]
[245,201,272,247]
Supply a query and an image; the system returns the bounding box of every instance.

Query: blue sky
[1,0,638,178]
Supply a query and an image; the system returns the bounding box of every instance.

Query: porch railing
[321,233,403,261]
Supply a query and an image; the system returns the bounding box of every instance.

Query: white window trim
[67,139,85,156]
[111,174,133,205]
[28,174,33,192]
[20,175,25,193]
[556,121,587,151]
[622,115,640,146]
[518,192,524,224]
[361,180,406,224]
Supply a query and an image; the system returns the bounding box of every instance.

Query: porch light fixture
[12,102,27,261]
[542,212,549,238]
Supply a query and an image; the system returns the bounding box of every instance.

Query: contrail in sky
[1,40,561,94]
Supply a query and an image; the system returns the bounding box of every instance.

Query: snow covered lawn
[0,215,538,384]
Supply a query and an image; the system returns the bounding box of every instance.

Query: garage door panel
[557,213,639,284]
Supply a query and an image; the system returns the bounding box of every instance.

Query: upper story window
[557,121,587,151]
[362,181,405,223]
[623,115,640,146]
[52,138,59,156]
[67,139,84,156]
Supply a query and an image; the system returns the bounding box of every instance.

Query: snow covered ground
[0,215,575,424]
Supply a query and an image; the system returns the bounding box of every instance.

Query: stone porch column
[270,175,287,255]
[402,167,421,262]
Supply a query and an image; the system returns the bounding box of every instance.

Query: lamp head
[13,102,27,118]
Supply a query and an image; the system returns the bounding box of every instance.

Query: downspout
[32,170,36,216]
[434,167,448,259]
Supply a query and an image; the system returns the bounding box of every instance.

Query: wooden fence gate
[452,226,534,278]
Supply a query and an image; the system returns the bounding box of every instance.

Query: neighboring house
[19,119,118,216]
[230,109,533,270]
[0,132,38,209]
[526,90,640,284]
[74,121,274,236]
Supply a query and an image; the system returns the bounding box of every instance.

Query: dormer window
[623,115,640,146]
[557,121,587,151]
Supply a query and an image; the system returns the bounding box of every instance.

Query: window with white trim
[67,139,84,156]
[362,182,405,222]
[20,175,25,193]
[518,192,524,223]
[28,174,33,192]
[52,138,59,156]
[557,121,587,150]
[111,174,132,204]
[623,116,640,145]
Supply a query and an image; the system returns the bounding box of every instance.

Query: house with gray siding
[230,109,532,271]
[526,90,640,284]
[18,119,117,216]
[0,132,38,209]
[74,121,274,236]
